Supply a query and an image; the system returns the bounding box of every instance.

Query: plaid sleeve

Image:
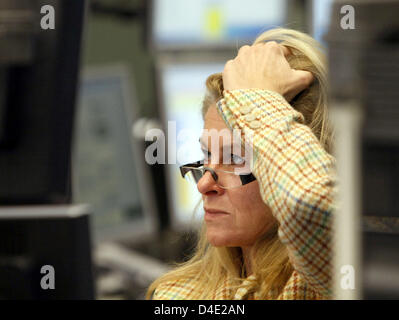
[217,89,336,298]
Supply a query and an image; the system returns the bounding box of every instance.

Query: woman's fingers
[238,45,251,56]
[259,41,291,57]
[294,69,315,89]
[285,70,315,101]
[280,45,292,57]
[223,41,313,97]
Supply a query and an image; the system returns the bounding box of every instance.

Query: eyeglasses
[179,160,256,189]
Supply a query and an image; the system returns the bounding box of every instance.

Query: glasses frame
[179,160,256,189]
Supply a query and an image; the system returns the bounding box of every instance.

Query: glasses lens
[184,167,246,189]
[190,168,204,183]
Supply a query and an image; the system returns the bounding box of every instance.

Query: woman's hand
[222,42,314,102]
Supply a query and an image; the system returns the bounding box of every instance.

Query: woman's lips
[204,208,229,220]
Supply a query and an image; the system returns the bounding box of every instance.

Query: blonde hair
[147,28,332,300]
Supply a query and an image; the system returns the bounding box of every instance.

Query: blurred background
[1,0,399,299]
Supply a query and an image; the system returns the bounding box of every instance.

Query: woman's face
[197,105,276,248]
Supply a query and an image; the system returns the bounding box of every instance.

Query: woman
[147,28,336,300]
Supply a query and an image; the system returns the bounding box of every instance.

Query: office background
[1,0,399,300]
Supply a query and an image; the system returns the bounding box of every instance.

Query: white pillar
[330,101,363,300]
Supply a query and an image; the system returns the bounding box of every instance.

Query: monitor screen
[311,0,333,44]
[0,0,85,204]
[157,59,226,229]
[73,65,158,242]
[0,205,94,299]
[152,0,287,49]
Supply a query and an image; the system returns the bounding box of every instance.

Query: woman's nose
[197,169,224,195]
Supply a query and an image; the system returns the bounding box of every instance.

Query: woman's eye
[231,154,245,165]
[201,149,244,165]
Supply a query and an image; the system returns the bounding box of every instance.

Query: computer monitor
[362,227,399,299]
[0,0,86,204]
[0,205,94,299]
[151,0,287,50]
[310,0,333,44]
[72,65,158,243]
[156,56,227,230]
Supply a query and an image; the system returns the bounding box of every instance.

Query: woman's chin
[206,230,233,247]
